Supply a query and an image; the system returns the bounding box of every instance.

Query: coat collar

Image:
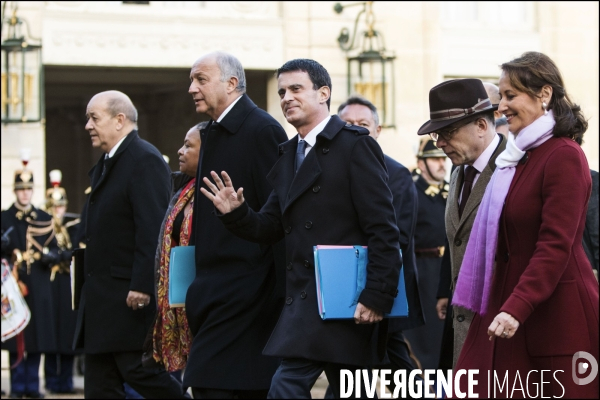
[266,115,348,214]
[215,94,257,134]
[449,133,506,231]
[88,130,139,192]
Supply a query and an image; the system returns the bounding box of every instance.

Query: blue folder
[168,246,196,307]
[313,245,408,320]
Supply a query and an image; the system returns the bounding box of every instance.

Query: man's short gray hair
[106,95,138,123]
[213,52,246,94]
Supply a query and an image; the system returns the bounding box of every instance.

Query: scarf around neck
[452,110,556,315]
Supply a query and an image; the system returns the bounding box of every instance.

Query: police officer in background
[1,154,61,399]
[42,169,81,395]
[403,138,449,371]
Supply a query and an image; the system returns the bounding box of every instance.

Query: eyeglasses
[430,119,475,142]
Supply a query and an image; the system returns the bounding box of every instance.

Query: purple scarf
[452,110,556,315]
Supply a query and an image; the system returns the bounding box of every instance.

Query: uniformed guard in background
[1,151,61,399]
[42,169,82,395]
[403,138,449,370]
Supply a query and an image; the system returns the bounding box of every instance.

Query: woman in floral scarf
[150,122,205,374]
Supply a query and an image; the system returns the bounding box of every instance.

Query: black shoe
[9,393,24,399]
[24,392,44,399]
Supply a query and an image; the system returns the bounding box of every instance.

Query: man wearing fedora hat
[417,78,506,367]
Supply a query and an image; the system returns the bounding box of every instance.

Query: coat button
[90,199,95,205]
[504,252,510,262]
[454,239,462,247]
[86,236,91,242]
[284,226,292,234]
[305,221,313,229]
[304,260,311,268]
[457,314,465,322]
[287,262,293,271]
[312,185,321,193]
[300,291,307,299]
[286,297,293,305]
[322,148,329,154]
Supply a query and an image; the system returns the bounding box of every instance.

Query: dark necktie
[102,154,109,176]
[458,166,478,218]
[295,139,306,173]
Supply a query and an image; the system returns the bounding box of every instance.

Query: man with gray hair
[74,90,186,397]
[185,52,288,398]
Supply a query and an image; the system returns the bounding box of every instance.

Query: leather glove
[60,249,73,263]
[40,249,61,266]
[1,231,9,254]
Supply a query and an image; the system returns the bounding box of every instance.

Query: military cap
[45,169,68,207]
[14,148,33,190]
[417,138,446,159]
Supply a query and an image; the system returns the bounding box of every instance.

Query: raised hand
[200,171,245,214]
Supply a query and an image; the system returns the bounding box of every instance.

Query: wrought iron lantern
[334,1,396,128]
[1,2,43,123]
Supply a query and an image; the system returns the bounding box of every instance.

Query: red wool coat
[455,137,599,398]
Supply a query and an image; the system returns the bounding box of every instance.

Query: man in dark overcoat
[201,59,402,398]
[337,96,424,393]
[73,90,186,398]
[1,162,61,399]
[403,138,449,371]
[184,51,288,398]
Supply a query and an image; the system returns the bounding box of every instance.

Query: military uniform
[42,170,82,395]
[403,139,449,370]
[1,164,61,398]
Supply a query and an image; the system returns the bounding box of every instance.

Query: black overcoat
[1,205,59,353]
[220,115,402,366]
[73,130,171,353]
[184,94,288,390]
[384,155,424,333]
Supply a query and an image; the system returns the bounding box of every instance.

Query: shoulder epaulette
[343,123,369,136]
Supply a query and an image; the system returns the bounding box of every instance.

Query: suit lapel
[267,139,297,212]
[448,167,461,230]
[455,134,507,230]
[460,163,492,222]
[281,116,348,213]
[284,149,321,213]
[89,131,138,196]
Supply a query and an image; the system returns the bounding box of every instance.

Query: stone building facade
[2,1,598,211]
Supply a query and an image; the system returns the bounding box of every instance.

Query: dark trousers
[192,387,268,399]
[44,353,75,393]
[324,332,423,398]
[438,303,454,371]
[378,331,424,398]
[84,351,187,399]
[9,352,41,395]
[268,358,373,399]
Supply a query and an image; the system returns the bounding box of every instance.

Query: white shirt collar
[299,116,331,153]
[469,133,500,174]
[107,135,128,158]
[216,94,243,123]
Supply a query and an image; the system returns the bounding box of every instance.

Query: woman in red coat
[453,52,599,398]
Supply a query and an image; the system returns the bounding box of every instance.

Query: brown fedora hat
[417,78,497,136]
